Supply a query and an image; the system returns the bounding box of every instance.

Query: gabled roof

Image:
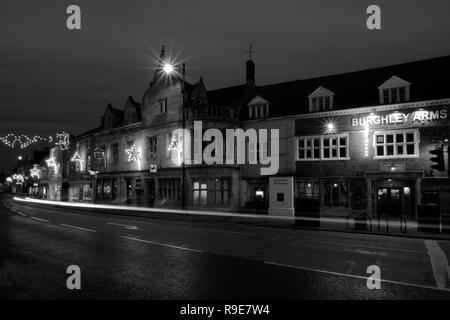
[378,75,411,89]
[308,86,335,98]
[124,96,142,121]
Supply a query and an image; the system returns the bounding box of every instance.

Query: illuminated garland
[125,145,141,162]
[0,131,70,150]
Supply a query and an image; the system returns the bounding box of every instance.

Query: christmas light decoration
[55,132,70,150]
[6,177,12,183]
[0,131,69,150]
[12,174,24,184]
[46,157,59,173]
[71,151,82,162]
[125,145,141,162]
[94,147,107,168]
[30,164,41,179]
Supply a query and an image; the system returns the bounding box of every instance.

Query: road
[1,195,450,299]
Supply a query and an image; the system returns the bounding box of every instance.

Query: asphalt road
[1,195,450,299]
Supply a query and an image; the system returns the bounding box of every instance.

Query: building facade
[57,49,449,220]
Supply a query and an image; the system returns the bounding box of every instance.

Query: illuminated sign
[352,109,447,127]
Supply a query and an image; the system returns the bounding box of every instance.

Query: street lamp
[18,156,23,160]
[163,62,186,210]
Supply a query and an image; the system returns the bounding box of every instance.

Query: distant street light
[163,61,186,210]
[18,156,23,160]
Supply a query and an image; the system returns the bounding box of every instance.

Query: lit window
[296,134,349,160]
[374,130,419,158]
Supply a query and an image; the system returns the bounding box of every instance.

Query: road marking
[15,210,27,217]
[264,261,450,293]
[60,223,96,233]
[106,222,140,230]
[425,240,449,289]
[30,216,49,223]
[121,236,202,253]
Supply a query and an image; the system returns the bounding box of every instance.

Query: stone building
[65,48,450,219]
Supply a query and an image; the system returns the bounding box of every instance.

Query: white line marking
[15,211,27,217]
[60,223,96,233]
[425,240,449,289]
[30,216,49,223]
[264,261,450,293]
[121,236,202,253]
[107,222,140,230]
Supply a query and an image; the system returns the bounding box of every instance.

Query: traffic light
[430,146,445,171]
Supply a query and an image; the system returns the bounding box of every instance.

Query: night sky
[1,0,449,173]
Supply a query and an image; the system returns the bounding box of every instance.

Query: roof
[208,55,450,119]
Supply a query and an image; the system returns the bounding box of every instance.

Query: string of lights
[0,131,70,150]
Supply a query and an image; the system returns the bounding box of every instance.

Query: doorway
[377,187,402,217]
[147,179,155,207]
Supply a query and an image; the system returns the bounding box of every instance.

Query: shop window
[193,180,207,205]
[295,181,320,199]
[297,134,348,160]
[112,179,118,199]
[254,187,265,202]
[159,178,180,201]
[103,180,111,199]
[214,178,230,205]
[374,130,418,158]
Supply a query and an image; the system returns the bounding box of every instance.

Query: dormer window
[378,76,410,104]
[308,86,334,112]
[248,95,270,119]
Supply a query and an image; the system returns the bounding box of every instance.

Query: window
[158,98,167,114]
[192,180,207,205]
[249,104,269,119]
[112,143,119,165]
[382,87,408,104]
[310,96,333,112]
[295,181,320,199]
[159,178,180,200]
[374,130,419,158]
[297,134,349,160]
[213,178,230,205]
[148,136,157,160]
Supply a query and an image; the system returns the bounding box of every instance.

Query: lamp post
[163,62,186,210]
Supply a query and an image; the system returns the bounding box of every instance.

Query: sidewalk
[8,195,450,241]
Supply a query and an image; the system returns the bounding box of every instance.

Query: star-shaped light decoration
[125,145,141,162]
[30,164,41,179]
[46,157,59,172]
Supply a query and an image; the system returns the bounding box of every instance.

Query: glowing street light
[18,156,23,160]
[163,63,175,74]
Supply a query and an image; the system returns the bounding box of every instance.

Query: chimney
[246,59,255,85]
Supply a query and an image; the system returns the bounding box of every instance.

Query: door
[148,179,155,207]
[377,187,402,218]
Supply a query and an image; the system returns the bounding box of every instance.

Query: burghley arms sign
[351,109,448,127]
